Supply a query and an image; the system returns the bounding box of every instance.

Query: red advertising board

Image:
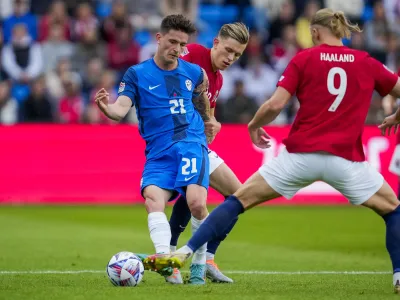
[0,125,396,205]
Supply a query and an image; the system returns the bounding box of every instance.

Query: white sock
[394,272,400,285]
[191,215,208,265]
[177,245,194,256]
[206,252,214,261]
[148,212,171,254]
[170,245,177,252]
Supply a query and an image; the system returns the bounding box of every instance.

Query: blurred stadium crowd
[0,0,399,125]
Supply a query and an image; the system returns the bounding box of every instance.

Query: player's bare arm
[192,68,211,122]
[247,87,292,149]
[95,88,132,121]
[379,78,400,135]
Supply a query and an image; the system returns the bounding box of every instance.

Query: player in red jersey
[167,23,249,284]
[146,9,400,293]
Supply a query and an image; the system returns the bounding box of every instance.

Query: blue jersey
[118,58,207,158]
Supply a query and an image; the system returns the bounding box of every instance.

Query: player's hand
[95,88,110,114]
[378,114,400,136]
[249,127,271,149]
[204,118,221,144]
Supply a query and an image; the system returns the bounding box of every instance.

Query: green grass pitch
[0,205,396,299]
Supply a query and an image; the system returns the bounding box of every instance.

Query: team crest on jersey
[118,82,125,93]
[185,79,192,91]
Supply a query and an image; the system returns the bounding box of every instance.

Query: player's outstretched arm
[247,87,292,149]
[192,68,211,122]
[95,88,132,122]
[248,87,291,130]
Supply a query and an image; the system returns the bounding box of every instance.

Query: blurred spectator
[0,81,18,124]
[270,25,301,74]
[86,70,117,124]
[1,24,43,83]
[3,0,38,43]
[21,75,53,122]
[38,0,71,42]
[386,33,400,71]
[81,57,105,100]
[295,0,320,49]
[46,58,70,102]
[223,80,258,123]
[267,0,295,43]
[58,72,84,124]
[30,0,54,16]
[349,31,366,50]
[243,56,278,107]
[364,1,390,63]
[324,0,364,23]
[0,27,8,81]
[71,2,98,42]
[139,28,158,62]
[130,0,163,30]
[0,0,13,19]
[161,0,198,22]
[366,92,385,124]
[41,23,75,73]
[107,25,140,76]
[73,27,106,75]
[100,0,131,43]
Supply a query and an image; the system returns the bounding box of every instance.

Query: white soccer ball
[106,251,144,287]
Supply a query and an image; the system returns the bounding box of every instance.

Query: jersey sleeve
[367,57,398,97]
[276,56,301,95]
[192,67,204,98]
[118,67,138,106]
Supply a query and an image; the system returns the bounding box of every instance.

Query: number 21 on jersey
[327,67,347,112]
[170,99,186,114]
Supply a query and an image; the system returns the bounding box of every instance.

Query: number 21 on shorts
[181,158,197,181]
[327,67,347,112]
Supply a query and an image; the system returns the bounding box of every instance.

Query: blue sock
[187,195,244,253]
[207,197,239,255]
[169,195,191,247]
[383,205,400,273]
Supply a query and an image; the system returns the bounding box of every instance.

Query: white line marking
[0,270,391,275]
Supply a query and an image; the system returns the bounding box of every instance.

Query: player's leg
[206,153,241,283]
[156,149,315,268]
[175,143,210,284]
[323,156,400,293]
[139,153,184,284]
[143,185,173,254]
[169,195,191,252]
[361,182,400,293]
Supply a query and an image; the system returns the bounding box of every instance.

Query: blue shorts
[141,142,209,199]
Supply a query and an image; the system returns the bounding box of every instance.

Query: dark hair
[160,14,196,35]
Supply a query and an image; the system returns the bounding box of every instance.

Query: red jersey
[278,44,398,162]
[180,44,223,108]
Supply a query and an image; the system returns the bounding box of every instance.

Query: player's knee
[187,197,207,220]
[144,196,165,213]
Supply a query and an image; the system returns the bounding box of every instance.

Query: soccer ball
[106,251,144,287]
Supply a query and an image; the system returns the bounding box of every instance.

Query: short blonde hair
[311,8,362,39]
[218,22,250,45]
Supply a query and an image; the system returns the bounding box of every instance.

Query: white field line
[0,270,391,275]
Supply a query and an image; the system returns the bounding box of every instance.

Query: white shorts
[259,149,384,205]
[208,149,224,175]
[389,145,400,176]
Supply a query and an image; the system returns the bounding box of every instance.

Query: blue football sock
[169,195,191,247]
[187,195,244,252]
[383,205,400,273]
[206,197,239,255]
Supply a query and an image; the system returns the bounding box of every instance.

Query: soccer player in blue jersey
[95,14,213,285]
